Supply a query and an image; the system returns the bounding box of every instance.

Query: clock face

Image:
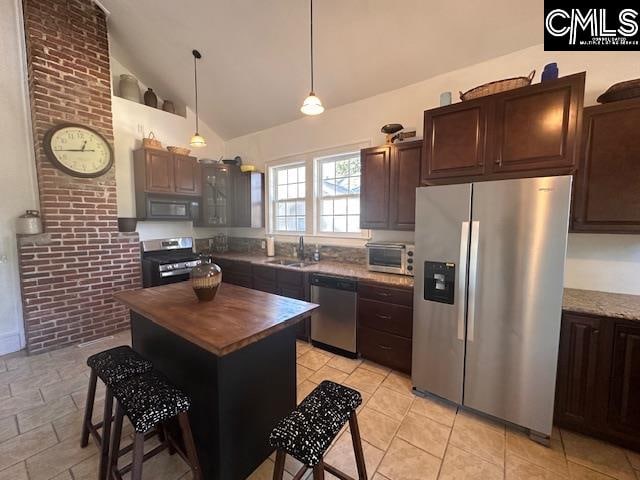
[45,124,113,177]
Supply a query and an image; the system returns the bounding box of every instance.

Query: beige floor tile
[5,353,51,371]
[71,379,105,408]
[357,407,401,451]
[506,427,568,477]
[297,380,318,404]
[297,349,332,371]
[372,474,391,480]
[0,416,18,443]
[247,458,293,480]
[296,341,312,358]
[41,374,90,402]
[57,361,90,380]
[506,452,566,479]
[297,365,314,385]
[457,409,506,433]
[68,453,99,480]
[439,444,503,480]
[449,411,505,467]
[0,361,5,373]
[409,394,457,427]
[0,388,44,418]
[16,395,77,433]
[325,429,384,477]
[396,411,451,459]
[561,429,635,480]
[627,451,640,471]
[359,360,391,377]
[327,355,362,374]
[0,384,9,400]
[9,370,62,396]
[26,435,99,480]
[344,367,386,394]
[0,365,34,386]
[378,437,440,480]
[51,471,73,480]
[380,372,413,396]
[367,386,413,421]
[51,400,105,441]
[0,424,58,471]
[568,461,620,479]
[0,461,28,480]
[123,449,190,480]
[309,365,349,385]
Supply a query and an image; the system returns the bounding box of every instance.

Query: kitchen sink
[265,259,317,268]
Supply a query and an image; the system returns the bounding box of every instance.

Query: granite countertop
[114,282,318,356]
[563,288,640,321]
[207,251,415,289]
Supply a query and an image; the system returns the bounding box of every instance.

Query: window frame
[270,162,308,234]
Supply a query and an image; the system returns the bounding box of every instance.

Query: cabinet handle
[377,292,391,297]
[376,314,391,320]
[377,344,392,351]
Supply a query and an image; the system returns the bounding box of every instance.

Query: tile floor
[0,332,638,480]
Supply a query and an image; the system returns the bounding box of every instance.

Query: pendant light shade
[301,0,323,116]
[190,49,206,147]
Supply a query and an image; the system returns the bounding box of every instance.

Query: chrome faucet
[298,236,304,260]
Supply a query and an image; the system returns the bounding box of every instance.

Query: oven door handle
[160,268,192,278]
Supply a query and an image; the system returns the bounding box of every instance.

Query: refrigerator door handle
[467,221,480,342]
[457,221,470,340]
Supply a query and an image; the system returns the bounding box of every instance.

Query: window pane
[349,176,361,194]
[322,180,335,196]
[287,167,298,184]
[334,215,347,233]
[297,217,305,232]
[348,215,360,233]
[335,177,349,194]
[336,160,350,177]
[277,202,286,216]
[334,198,347,215]
[296,201,305,216]
[277,185,287,200]
[286,217,296,231]
[322,199,333,215]
[320,216,333,232]
[286,201,296,215]
[298,167,305,182]
[276,217,286,231]
[347,197,360,215]
[298,183,306,198]
[349,158,360,176]
[322,161,335,179]
[287,184,298,199]
[277,169,288,185]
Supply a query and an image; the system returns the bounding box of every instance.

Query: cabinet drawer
[223,272,253,288]
[358,283,413,307]
[277,269,304,286]
[358,326,412,373]
[214,258,252,275]
[253,265,277,282]
[358,298,412,338]
[253,278,278,294]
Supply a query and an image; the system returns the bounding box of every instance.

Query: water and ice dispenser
[423,261,456,304]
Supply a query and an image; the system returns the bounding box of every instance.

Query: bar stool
[269,380,367,480]
[81,346,153,480]
[107,369,202,480]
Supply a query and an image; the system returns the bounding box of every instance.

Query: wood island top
[114,282,319,356]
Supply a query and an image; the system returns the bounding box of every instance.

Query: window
[317,154,361,234]
[273,164,306,233]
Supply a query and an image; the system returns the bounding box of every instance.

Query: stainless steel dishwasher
[310,273,358,357]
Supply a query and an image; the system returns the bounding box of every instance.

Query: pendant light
[190,49,206,147]
[301,0,324,115]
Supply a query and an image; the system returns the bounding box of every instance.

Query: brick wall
[18,0,141,353]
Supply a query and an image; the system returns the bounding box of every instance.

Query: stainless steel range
[141,237,202,287]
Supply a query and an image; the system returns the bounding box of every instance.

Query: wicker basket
[167,146,191,156]
[460,70,536,101]
[142,131,162,149]
[597,78,640,103]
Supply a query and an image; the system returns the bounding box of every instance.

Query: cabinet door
[555,312,602,426]
[491,73,584,174]
[389,141,421,230]
[233,170,264,228]
[358,326,412,373]
[145,150,174,193]
[252,265,278,294]
[202,165,231,226]
[573,99,640,233]
[422,99,488,183]
[607,322,640,433]
[173,155,201,196]
[360,146,390,229]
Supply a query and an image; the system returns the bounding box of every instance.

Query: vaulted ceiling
[103,0,542,139]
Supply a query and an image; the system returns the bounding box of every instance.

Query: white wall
[0,0,39,354]
[225,44,640,294]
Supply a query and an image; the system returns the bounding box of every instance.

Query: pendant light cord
[193,52,199,133]
[310,0,314,93]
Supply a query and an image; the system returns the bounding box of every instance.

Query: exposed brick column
[18,0,141,353]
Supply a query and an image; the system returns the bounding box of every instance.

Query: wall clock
[43,123,114,178]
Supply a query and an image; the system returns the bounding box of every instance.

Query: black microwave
[144,195,200,221]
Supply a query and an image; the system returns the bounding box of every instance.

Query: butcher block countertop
[563,288,640,322]
[114,282,319,356]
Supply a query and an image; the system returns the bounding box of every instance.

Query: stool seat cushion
[269,380,362,466]
[111,370,190,433]
[86,346,153,386]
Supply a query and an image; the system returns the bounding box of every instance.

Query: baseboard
[0,332,25,356]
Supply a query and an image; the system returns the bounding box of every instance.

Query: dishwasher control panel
[309,274,357,291]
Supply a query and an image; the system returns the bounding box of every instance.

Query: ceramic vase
[191,260,222,301]
[119,74,141,103]
[542,63,559,82]
[144,88,158,108]
[162,100,175,113]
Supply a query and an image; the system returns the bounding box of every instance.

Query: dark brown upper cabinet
[201,164,232,227]
[422,73,585,185]
[233,170,264,228]
[134,148,200,196]
[361,141,422,231]
[572,98,640,233]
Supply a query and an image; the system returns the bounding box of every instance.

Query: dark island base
[130,311,297,480]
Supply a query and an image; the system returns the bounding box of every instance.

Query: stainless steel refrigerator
[412,176,572,438]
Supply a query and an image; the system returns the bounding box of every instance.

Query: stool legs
[178,412,202,480]
[80,369,98,448]
[273,450,286,480]
[131,432,145,480]
[349,412,368,480]
[98,388,114,480]
[107,402,124,480]
[312,464,325,480]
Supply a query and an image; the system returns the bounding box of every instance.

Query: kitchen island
[114,281,319,480]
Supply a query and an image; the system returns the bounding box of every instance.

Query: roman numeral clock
[43,123,114,178]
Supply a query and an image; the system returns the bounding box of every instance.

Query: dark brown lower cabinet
[357,282,413,373]
[555,311,640,451]
[214,258,253,288]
